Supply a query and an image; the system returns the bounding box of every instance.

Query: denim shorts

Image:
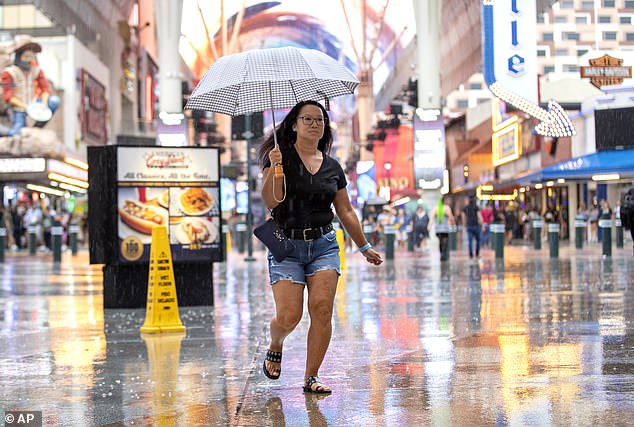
[267,229,340,285]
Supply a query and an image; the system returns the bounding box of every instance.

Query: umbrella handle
[274,164,284,178]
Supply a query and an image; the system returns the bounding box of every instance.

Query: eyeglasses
[297,116,326,126]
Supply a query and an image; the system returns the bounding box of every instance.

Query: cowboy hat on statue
[1,34,60,136]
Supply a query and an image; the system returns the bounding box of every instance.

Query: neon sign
[482,0,575,137]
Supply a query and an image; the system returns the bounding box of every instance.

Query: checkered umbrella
[185,46,359,117]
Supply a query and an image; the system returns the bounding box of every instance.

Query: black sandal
[263,349,282,380]
[303,376,332,394]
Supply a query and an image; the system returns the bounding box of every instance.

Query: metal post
[490,223,505,259]
[52,220,63,263]
[0,226,6,263]
[574,219,585,249]
[69,221,78,255]
[244,113,256,262]
[448,224,457,250]
[615,218,624,248]
[384,224,395,260]
[28,223,36,255]
[532,220,543,250]
[407,225,414,252]
[548,223,560,258]
[235,223,246,253]
[600,218,612,257]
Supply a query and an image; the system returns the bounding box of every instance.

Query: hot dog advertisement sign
[116,147,221,263]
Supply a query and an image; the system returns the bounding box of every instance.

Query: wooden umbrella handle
[274,164,284,178]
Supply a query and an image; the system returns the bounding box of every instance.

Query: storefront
[0,156,88,211]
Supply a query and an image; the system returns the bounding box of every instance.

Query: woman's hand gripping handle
[269,145,284,177]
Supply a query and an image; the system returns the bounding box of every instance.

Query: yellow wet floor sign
[140,226,186,334]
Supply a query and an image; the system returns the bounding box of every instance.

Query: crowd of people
[352,192,634,260]
[0,201,87,252]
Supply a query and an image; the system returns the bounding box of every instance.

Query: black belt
[283,224,333,241]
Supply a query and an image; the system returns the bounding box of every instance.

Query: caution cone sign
[140,226,186,334]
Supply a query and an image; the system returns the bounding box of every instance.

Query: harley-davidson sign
[580,54,632,89]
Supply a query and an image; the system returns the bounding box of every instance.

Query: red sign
[372,126,415,200]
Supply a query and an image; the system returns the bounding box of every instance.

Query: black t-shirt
[463,204,480,226]
[264,145,347,229]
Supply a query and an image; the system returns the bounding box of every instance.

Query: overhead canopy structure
[519,149,634,182]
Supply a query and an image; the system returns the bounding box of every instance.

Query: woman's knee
[308,299,334,323]
[275,309,303,330]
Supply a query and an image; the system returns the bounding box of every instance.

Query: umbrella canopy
[185,46,359,117]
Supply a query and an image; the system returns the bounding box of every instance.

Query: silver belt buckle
[303,228,313,241]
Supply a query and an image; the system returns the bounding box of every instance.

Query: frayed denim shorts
[267,229,341,285]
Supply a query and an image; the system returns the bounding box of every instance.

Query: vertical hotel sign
[413,111,446,189]
[487,0,538,104]
[483,0,575,137]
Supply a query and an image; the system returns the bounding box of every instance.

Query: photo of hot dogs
[118,199,169,235]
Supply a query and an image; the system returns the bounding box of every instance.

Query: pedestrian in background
[428,196,455,261]
[621,187,634,253]
[412,206,429,249]
[588,203,599,242]
[394,208,409,249]
[461,196,483,259]
[258,100,383,394]
[480,201,493,247]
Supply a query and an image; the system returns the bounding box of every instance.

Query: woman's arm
[261,145,285,209]
[333,189,382,265]
[261,167,285,209]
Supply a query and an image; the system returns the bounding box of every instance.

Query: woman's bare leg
[265,280,304,376]
[304,270,338,386]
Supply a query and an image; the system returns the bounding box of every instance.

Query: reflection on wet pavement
[1,247,633,426]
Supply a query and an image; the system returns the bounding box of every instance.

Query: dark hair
[258,100,332,169]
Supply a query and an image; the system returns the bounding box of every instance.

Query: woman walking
[259,100,383,394]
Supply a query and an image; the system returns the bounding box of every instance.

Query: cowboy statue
[1,35,60,136]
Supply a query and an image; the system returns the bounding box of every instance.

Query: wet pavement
[1,241,634,426]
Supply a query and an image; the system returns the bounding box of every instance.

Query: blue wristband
[359,243,372,252]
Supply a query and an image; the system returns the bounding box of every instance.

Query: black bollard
[600,218,612,257]
[235,223,246,254]
[449,224,457,251]
[407,225,414,252]
[548,223,559,258]
[28,223,37,255]
[52,220,63,263]
[615,218,624,248]
[574,219,586,249]
[384,224,395,260]
[532,219,543,250]
[69,221,78,256]
[0,226,5,263]
[490,223,505,259]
